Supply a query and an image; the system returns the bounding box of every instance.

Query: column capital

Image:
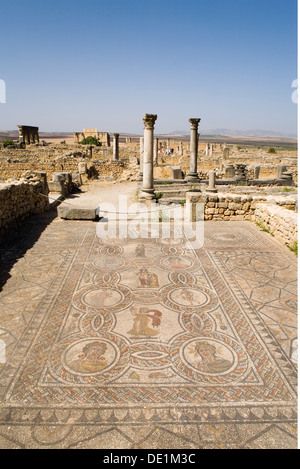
[188,118,201,130]
[143,114,157,129]
[113,133,119,138]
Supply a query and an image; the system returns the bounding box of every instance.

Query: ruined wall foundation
[0,172,49,241]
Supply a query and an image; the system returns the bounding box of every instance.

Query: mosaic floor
[0,213,297,449]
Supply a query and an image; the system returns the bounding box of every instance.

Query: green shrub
[79,136,101,146]
[288,241,298,255]
[2,139,14,147]
[268,147,276,153]
[256,221,274,235]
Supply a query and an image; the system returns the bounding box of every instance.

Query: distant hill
[167,129,297,139]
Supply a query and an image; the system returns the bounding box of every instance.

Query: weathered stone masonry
[18,125,39,144]
[186,191,297,247]
[0,173,49,241]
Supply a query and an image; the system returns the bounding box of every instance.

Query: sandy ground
[60,181,138,208]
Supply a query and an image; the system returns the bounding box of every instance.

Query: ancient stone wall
[74,129,110,146]
[0,173,49,241]
[187,192,297,247]
[200,193,296,221]
[254,203,297,247]
[0,144,137,182]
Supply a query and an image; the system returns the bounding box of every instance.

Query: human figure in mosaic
[194,341,232,373]
[167,257,190,269]
[135,244,146,257]
[137,268,159,288]
[181,289,195,305]
[69,342,108,373]
[86,289,113,306]
[128,306,162,337]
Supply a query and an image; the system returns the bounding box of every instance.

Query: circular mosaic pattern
[161,284,218,314]
[100,245,124,256]
[73,284,132,314]
[161,245,184,256]
[159,256,194,271]
[170,333,249,384]
[64,338,119,375]
[209,232,243,243]
[169,287,208,307]
[50,334,130,383]
[93,255,125,270]
[156,237,184,247]
[83,288,122,308]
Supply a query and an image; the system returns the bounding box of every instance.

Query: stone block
[206,208,217,214]
[57,205,98,220]
[171,167,183,179]
[48,180,66,196]
[228,202,242,210]
[243,202,251,212]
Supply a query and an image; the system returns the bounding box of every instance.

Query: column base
[186,173,199,182]
[140,188,156,200]
[206,188,218,193]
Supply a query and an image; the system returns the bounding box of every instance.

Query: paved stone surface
[0,185,297,449]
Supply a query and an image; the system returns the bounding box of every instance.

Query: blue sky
[0,0,297,135]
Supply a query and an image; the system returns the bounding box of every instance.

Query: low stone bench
[57,203,99,220]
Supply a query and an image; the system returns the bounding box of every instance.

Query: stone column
[17,125,24,144]
[254,166,261,179]
[87,145,93,159]
[30,128,35,144]
[34,128,39,143]
[225,165,235,179]
[207,170,217,192]
[25,129,30,145]
[141,114,157,200]
[113,133,119,161]
[186,118,201,181]
[154,138,158,164]
[138,137,144,181]
[223,147,229,159]
[276,164,286,179]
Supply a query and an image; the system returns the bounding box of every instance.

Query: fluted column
[186,118,201,181]
[113,133,119,161]
[154,138,158,164]
[138,137,144,181]
[141,114,157,199]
